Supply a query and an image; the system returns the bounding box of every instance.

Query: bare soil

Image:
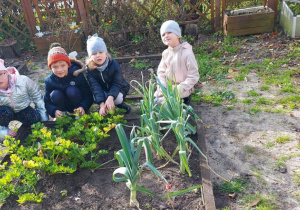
[1,31,300,209]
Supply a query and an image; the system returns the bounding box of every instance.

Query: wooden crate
[280,0,300,38]
[223,6,275,36]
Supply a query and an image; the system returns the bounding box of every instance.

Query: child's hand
[55,110,64,118]
[75,107,85,115]
[99,103,108,116]
[7,129,17,137]
[105,96,115,110]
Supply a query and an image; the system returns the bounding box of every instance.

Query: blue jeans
[50,86,83,113]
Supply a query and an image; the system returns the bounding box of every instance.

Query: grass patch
[275,136,292,144]
[247,90,260,97]
[242,99,252,104]
[247,106,261,114]
[244,146,255,153]
[218,178,248,194]
[234,74,247,82]
[256,97,273,105]
[260,85,270,91]
[265,142,275,148]
[242,192,277,210]
[130,60,151,69]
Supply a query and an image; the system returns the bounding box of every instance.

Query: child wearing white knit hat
[155,20,199,105]
[86,34,131,116]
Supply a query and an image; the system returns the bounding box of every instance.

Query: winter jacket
[44,59,93,118]
[0,68,48,137]
[86,59,130,104]
[155,41,199,98]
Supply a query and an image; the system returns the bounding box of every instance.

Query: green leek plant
[156,77,206,176]
[113,124,168,208]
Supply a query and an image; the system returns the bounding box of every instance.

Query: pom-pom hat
[0,59,7,71]
[47,46,71,69]
[160,20,181,37]
[86,34,107,57]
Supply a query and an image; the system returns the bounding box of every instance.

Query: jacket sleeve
[107,61,123,99]
[0,126,9,138]
[156,52,167,87]
[77,74,93,112]
[44,79,57,118]
[179,51,199,92]
[26,76,49,121]
[86,70,106,104]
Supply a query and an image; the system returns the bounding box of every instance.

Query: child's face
[161,32,180,48]
[51,60,69,78]
[0,70,9,90]
[91,51,108,66]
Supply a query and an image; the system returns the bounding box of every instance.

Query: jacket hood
[171,41,192,51]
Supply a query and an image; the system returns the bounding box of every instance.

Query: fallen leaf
[228,193,236,198]
[129,58,136,63]
[290,113,294,117]
[248,198,260,207]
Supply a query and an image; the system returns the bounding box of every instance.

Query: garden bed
[0,119,214,209]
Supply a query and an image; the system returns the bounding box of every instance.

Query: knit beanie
[87,34,107,57]
[160,20,181,37]
[47,45,71,69]
[0,59,7,71]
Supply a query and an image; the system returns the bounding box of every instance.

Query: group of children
[0,20,199,140]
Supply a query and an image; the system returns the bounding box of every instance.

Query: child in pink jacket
[155,20,199,105]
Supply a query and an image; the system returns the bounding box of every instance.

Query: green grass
[256,97,273,105]
[275,136,292,144]
[242,99,252,104]
[244,146,255,153]
[247,90,260,97]
[260,85,270,91]
[218,178,248,194]
[265,142,275,148]
[247,106,261,115]
[242,192,277,210]
[234,74,247,82]
[130,60,151,69]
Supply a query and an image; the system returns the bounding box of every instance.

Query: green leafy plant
[113,124,168,208]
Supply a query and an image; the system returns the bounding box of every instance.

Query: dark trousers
[50,86,83,113]
[0,106,41,126]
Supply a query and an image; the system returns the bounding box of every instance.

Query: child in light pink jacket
[155,20,199,105]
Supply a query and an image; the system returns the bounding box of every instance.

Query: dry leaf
[228,193,236,198]
[248,198,260,207]
[290,113,294,117]
[129,58,136,63]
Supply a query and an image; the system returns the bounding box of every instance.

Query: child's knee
[0,106,14,126]
[50,90,64,103]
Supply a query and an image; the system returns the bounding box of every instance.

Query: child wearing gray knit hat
[85,34,131,116]
[87,34,107,57]
[160,20,181,37]
[155,20,199,105]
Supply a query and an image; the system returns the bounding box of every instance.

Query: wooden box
[223,6,275,36]
[280,0,300,38]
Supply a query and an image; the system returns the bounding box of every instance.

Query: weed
[244,146,254,153]
[265,142,275,148]
[257,97,273,105]
[280,86,297,93]
[247,106,261,115]
[32,66,38,70]
[260,85,270,91]
[218,178,247,194]
[242,99,252,104]
[294,170,300,186]
[234,74,247,82]
[242,192,277,209]
[212,90,235,100]
[247,90,260,97]
[275,136,292,144]
[130,60,151,70]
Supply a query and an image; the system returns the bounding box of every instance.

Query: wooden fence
[0,0,278,50]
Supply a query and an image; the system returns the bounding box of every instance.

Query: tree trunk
[0,38,21,58]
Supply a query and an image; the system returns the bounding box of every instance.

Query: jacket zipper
[100,72,109,89]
